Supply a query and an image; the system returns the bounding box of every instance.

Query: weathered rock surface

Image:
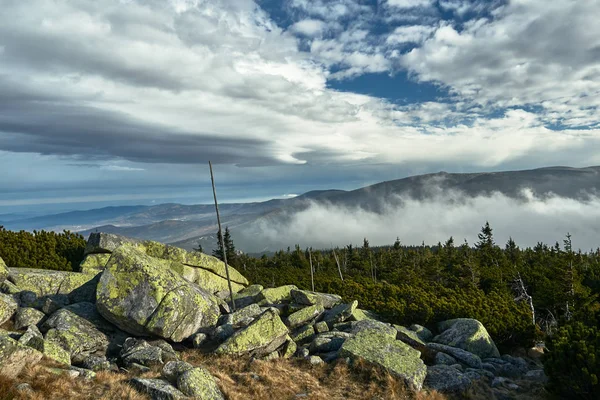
[129,378,187,400]
[7,268,98,302]
[216,309,288,356]
[25,335,71,365]
[290,290,342,309]
[79,254,111,274]
[230,284,263,308]
[42,308,110,364]
[257,285,298,305]
[427,343,483,369]
[340,330,427,391]
[322,300,358,324]
[14,307,46,330]
[85,232,248,288]
[0,256,8,281]
[395,325,427,349]
[286,304,324,329]
[409,324,433,342]
[96,245,220,342]
[0,335,43,378]
[162,360,194,384]
[0,292,18,325]
[177,367,225,399]
[424,364,472,393]
[434,318,500,359]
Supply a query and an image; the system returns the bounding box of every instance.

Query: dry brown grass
[0,360,152,400]
[0,351,551,400]
[181,350,448,400]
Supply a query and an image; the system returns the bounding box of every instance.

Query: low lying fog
[250,189,600,251]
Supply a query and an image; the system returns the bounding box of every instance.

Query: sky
[1,0,600,215]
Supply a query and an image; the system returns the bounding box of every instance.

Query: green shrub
[0,227,86,271]
[545,321,600,399]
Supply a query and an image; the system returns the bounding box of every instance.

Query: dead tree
[332,248,344,282]
[309,248,315,292]
[512,272,535,326]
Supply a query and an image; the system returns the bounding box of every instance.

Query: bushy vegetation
[0,226,86,271]
[545,321,600,399]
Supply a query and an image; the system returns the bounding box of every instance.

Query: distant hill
[5,165,599,252]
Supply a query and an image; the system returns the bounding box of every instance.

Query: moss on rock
[79,254,111,274]
[257,285,298,305]
[433,318,500,359]
[96,245,220,342]
[339,330,427,391]
[0,293,18,326]
[216,309,289,356]
[0,256,8,281]
[177,367,224,400]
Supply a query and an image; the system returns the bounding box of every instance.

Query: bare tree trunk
[513,272,535,326]
[333,248,344,282]
[309,248,315,292]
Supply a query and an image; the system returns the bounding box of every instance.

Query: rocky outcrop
[96,245,221,342]
[0,234,546,399]
[85,232,248,294]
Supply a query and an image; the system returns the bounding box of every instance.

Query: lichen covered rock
[14,307,46,330]
[0,256,8,281]
[0,335,43,378]
[340,330,427,391]
[26,335,71,365]
[85,232,248,288]
[0,292,18,325]
[286,304,324,329]
[216,309,289,356]
[129,378,187,400]
[322,300,358,324]
[7,268,98,301]
[177,367,225,400]
[433,318,500,359]
[257,285,298,305]
[427,343,483,369]
[424,364,472,393]
[290,290,342,309]
[79,254,111,274]
[42,308,110,364]
[96,245,220,342]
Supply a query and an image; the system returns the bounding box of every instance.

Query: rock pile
[0,233,546,399]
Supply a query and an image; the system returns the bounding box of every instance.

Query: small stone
[314,321,329,334]
[129,378,187,400]
[14,307,46,330]
[308,355,324,365]
[16,383,33,393]
[297,347,310,358]
[192,333,208,349]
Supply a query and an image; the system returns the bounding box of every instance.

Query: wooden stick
[332,248,344,282]
[209,161,236,311]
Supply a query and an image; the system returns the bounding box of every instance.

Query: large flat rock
[96,245,220,342]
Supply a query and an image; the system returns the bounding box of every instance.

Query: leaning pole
[209,161,236,311]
